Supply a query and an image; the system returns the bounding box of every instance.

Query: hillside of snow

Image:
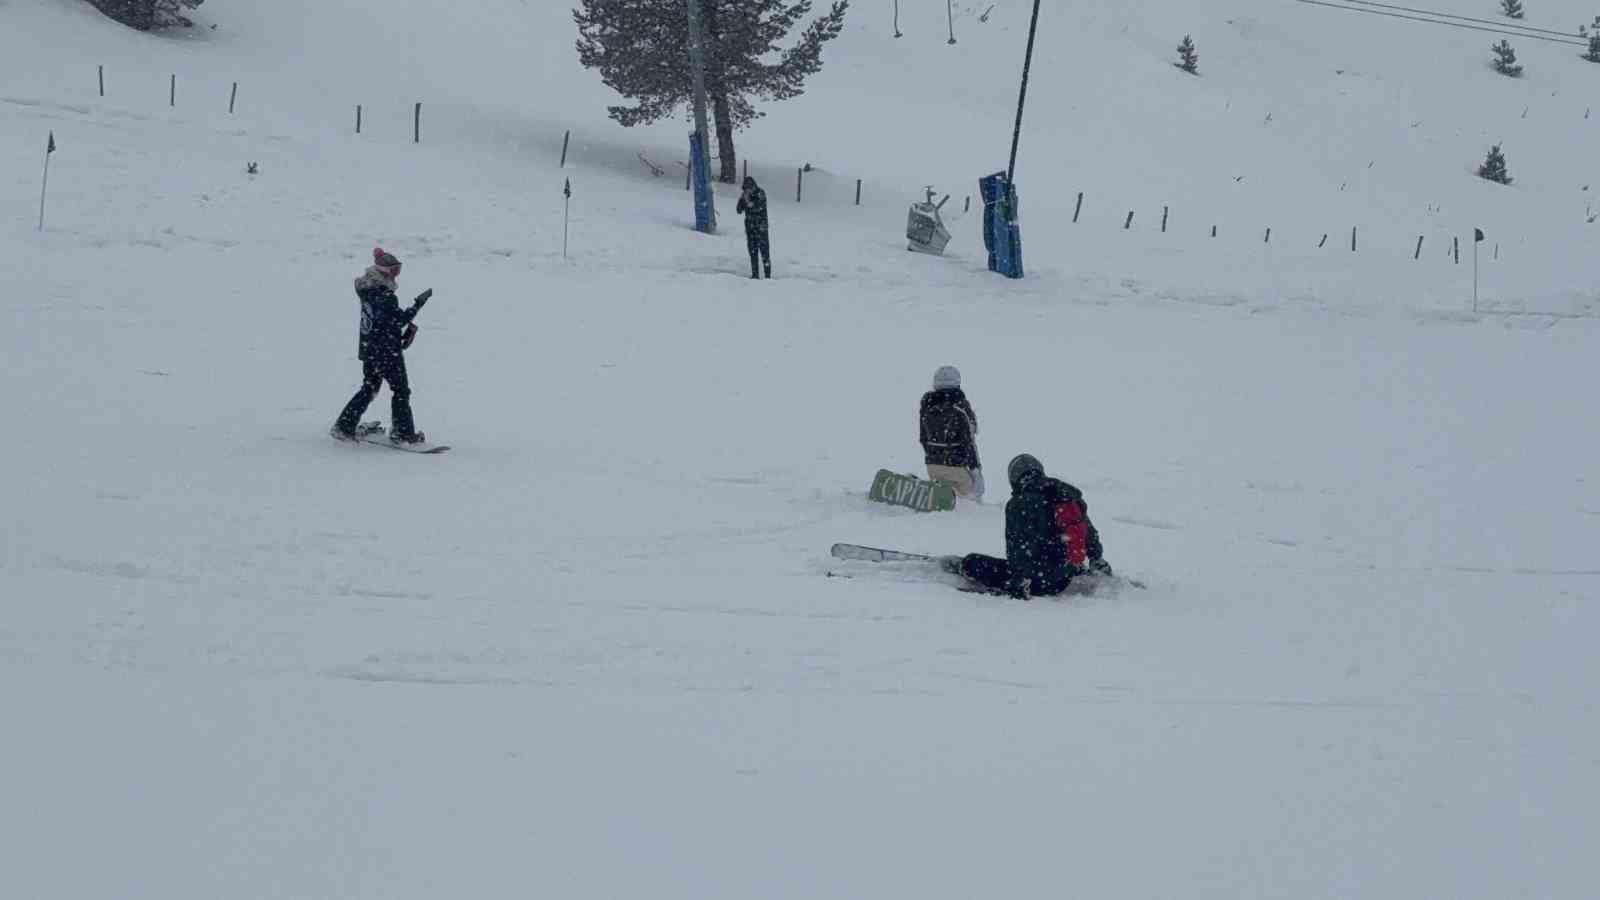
[4,1,1600,897]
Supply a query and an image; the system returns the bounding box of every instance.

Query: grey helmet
[932,365,961,390]
[1007,453,1044,489]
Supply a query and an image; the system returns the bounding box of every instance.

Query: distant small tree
[1478,144,1513,184]
[1175,35,1199,74]
[152,0,203,28]
[1501,0,1525,19]
[1581,18,1600,62]
[1491,39,1524,76]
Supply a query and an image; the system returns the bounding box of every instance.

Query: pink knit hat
[373,247,402,277]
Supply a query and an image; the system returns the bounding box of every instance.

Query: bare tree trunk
[699,1,739,183]
[711,93,739,183]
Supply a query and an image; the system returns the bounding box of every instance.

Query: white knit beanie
[932,365,961,390]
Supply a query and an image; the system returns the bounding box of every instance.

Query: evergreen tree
[574,0,850,183]
[1582,18,1600,62]
[1175,35,1199,74]
[152,0,203,28]
[1491,39,1523,76]
[1478,144,1512,184]
[1501,0,1524,20]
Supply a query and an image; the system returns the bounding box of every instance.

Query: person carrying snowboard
[331,247,433,444]
[948,454,1112,599]
[920,365,984,499]
[736,175,771,279]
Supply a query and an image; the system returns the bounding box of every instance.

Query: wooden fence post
[170,74,175,107]
[1351,227,1357,252]
[743,159,748,181]
[1211,225,1217,238]
[1318,233,1328,248]
[229,82,237,114]
[98,65,104,97]
[1073,192,1084,223]
[413,102,421,143]
[560,130,571,168]
[1123,210,1134,229]
[1162,206,1169,233]
[855,179,862,206]
[1414,235,1424,260]
[1264,227,1271,243]
[1494,243,1499,260]
[1453,236,1460,264]
[356,104,362,134]
[964,196,971,213]
[796,167,803,202]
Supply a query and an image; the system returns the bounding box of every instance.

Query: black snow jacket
[1004,472,1105,596]
[355,268,426,361]
[920,388,980,468]
[736,183,769,237]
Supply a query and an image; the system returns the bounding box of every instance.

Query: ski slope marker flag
[39,131,56,231]
[1472,228,1485,313]
[563,177,572,259]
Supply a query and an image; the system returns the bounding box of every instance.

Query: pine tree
[152,0,203,28]
[1478,144,1512,184]
[1583,18,1600,62]
[1175,35,1199,74]
[574,0,850,183]
[1501,0,1524,20]
[1491,39,1523,76]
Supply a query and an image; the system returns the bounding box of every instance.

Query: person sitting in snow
[947,454,1112,599]
[331,248,433,444]
[736,175,771,279]
[919,365,984,499]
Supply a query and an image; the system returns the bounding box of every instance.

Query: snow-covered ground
[3,1,1599,897]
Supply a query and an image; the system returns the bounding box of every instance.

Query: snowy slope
[4,1,1600,898]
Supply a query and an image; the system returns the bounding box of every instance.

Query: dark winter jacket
[1003,472,1105,597]
[920,388,980,468]
[736,184,769,237]
[355,268,424,361]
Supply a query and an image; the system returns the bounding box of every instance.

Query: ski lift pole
[1007,0,1043,186]
[685,0,717,233]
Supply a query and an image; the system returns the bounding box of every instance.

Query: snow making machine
[907,187,953,255]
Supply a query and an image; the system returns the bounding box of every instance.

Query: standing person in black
[331,248,433,444]
[920,365,984,500]
[949,454,1113,599]
[736,176,771,279]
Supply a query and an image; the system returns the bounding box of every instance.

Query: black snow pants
[335,353,417,438]
[746,231,771,278]
[957,553,1071,599]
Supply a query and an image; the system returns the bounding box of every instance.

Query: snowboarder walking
[331,248,433,444]
[948,454,1112,599]
[920,366,984,499]
[736,176,771,279]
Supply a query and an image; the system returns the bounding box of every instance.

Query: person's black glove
[412,288,433,308]
[1089,558,1114,577]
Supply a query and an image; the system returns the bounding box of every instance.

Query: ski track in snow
[4,0,1600,897]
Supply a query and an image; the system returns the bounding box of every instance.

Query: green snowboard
[868,469,958,512]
